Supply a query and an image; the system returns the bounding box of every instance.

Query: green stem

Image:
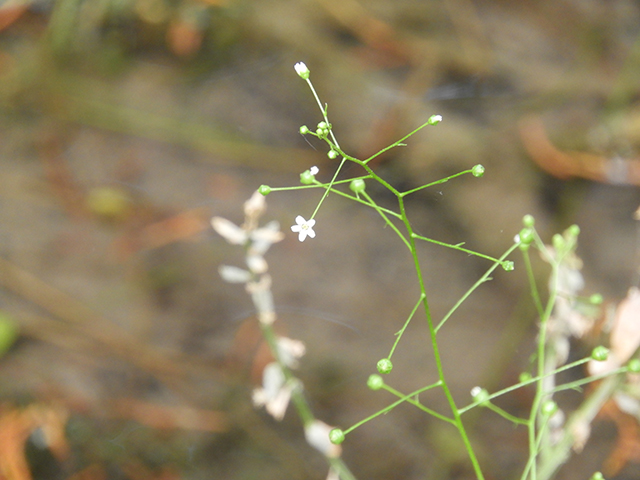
[397,194,485,480]
[436,243,518,333]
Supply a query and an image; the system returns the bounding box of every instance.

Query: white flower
[211,217,247,245]
[291,215,316,242]
[252,363,292,420]
[277,337,306,368]
[310,166,319,175]
[218,265,252,283]
[243,190,266,221]
[294,62,310,79]
[305,420,342,458]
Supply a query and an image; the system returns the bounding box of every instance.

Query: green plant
[213,62,640,480]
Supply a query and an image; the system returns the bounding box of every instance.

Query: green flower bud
[349,179,366,194]
[589,472,604,480]
[329,428,345,444]
[470,386,490,406]
[258,185,271,196]
[327,150,339,159]
[502,261,514,271]
[589,293,603,305]
[541,400,558,416]
[317,121,328,130]
[627,358,640,373]
[377,358,393,374]
[427,114,443,125]
[522,214,535,228]
[471,164,485,178]
[519,372,532,383]
[568,224,580,238]
[316,127,325,137]
[299,125,310,135]
[552,233,565,251]
[591,346,609,362]
[367,374,384,390]
[300,170,315,185]
[518,228,534,246]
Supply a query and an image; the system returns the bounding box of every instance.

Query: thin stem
[412,233,505,264]
[310,157,347,220]
[522,247,545,318]
[397,194,485,480]
[360,190,410,250]
[362,120,437,165]
[342,381,448,435]
[400,169,475,197]
[435,243,518,333]
[388,293,426,359]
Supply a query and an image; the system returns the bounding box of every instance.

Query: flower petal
[211,217,247,245]
[218,265,252,283]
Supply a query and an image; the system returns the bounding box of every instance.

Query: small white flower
[277,337,306,368]
[246,275,275,325]
[310,166,319,175]
[294,62,310,79]
[243,190,266,221]
[250,221,285,255]
[291,215,316,242]
[305,420,342,458]
[252,363,292,420]
[211,217,247,245]
[218,265,252,283]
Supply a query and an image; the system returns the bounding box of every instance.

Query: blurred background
[1,0,640,479]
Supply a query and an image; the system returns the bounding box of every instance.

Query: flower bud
[591,346,609,362]
[518,228,534,246]
[519,372,532,383]
[589,293,603,305]
[349,179,366,194]
[294,62,310,80]
[589,472,604,480]
[568,224,580,238]
[470,386,490,406]
[522,214,535,228]
[299,125,310,135]
[502,261,514,271]
[541,400,558,416]
[327,150,339,159]
[428,114,443,125]
[628,358,640,373]
[329,428,345,445]
[377,358,393,374]
[258,185,271,196]
[300,170,315,185]
[471,164,485,178]
[367,374,384,390]
[552,233,565,251]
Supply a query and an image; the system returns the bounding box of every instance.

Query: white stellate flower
[310,166,319,175]
[291,215,316,242]
[294,62,310,79]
